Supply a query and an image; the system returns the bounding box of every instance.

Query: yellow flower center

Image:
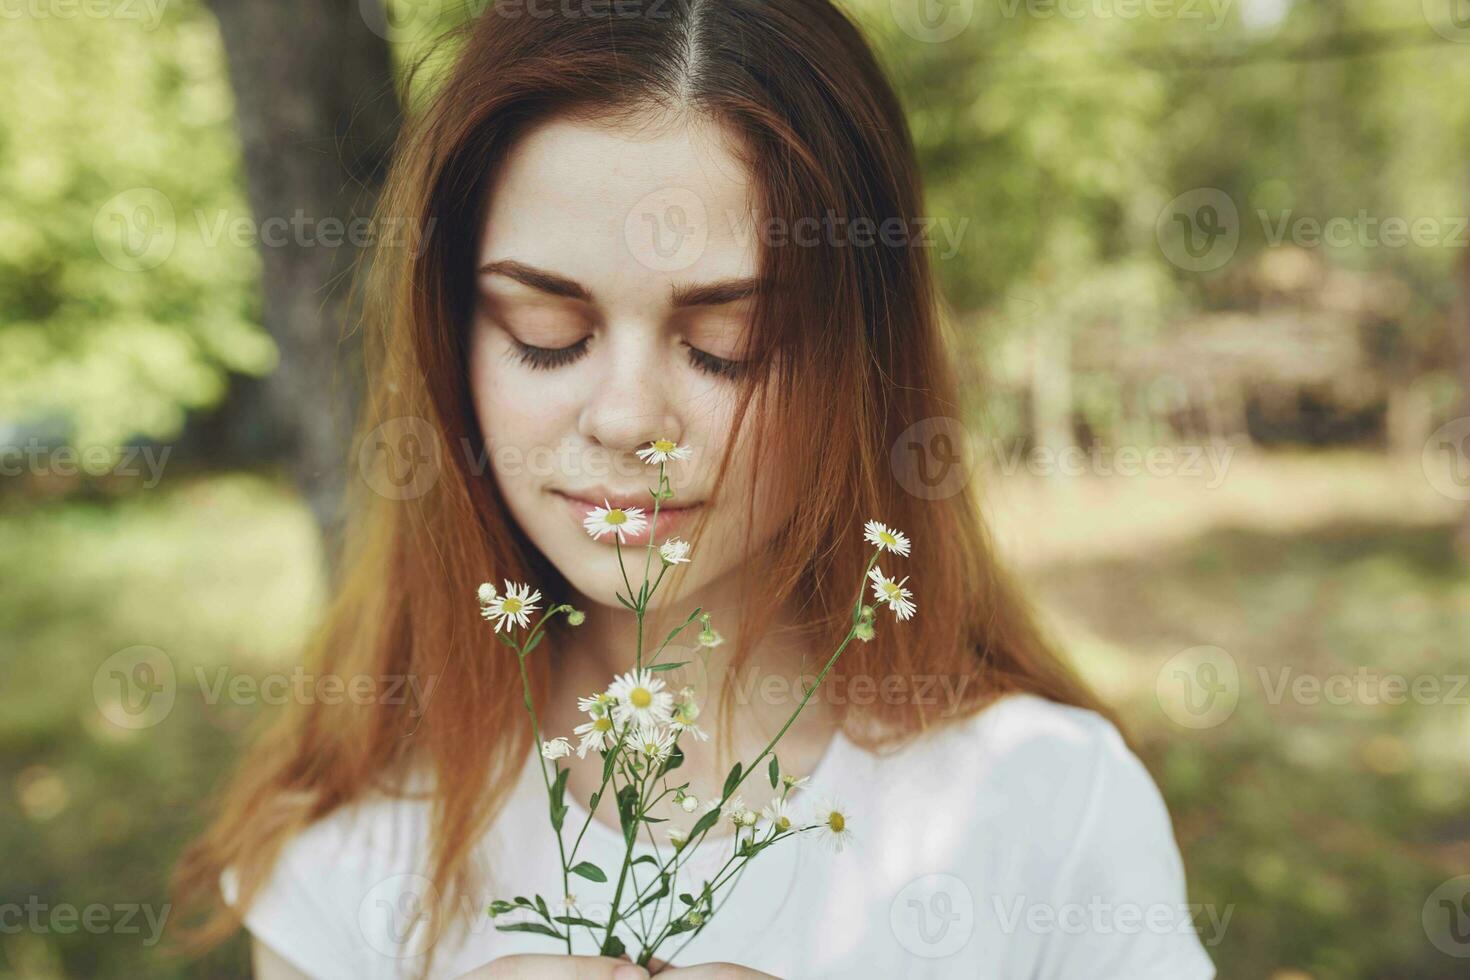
[502,597,523,613]
[828,811,846,833]
[594,717,613,732]
[605,509,627,526]
[878,531,897,546]
[653,439,676,453]
[881,582,900,600]
[630,687,652,708]
[776,816,791,831]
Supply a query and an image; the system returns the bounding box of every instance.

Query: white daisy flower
[482,580,542,632]
[696,626,724,649]
[577,692,614,717]
[812,797,854,853]
[667,826,689,850]
[677,793,699,813]
[863,520,911,557]
[670,687,709,741]
[541,737,571,760]
[659,538,692,565]
[606,669,674,727]
[631,723,675,762]
[573,714,616,758]
[562,893,579,914]
[476,582,497,605]
[867,566,916,621]
[723,795,751,826]
[636,439,692,465]
[761,798,794,833]
[582,500,649,542]
[781,774,810,792]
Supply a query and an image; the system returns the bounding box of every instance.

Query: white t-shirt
[221,693,1217,979]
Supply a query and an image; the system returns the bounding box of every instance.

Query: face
[469,109,792,611]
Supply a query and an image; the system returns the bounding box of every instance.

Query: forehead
[477,111,760,307]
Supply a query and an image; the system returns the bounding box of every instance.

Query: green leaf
[679,893,695,906]
[600,935,626,958]
[722,763,742,799]
[553,915,605,928]
[632,855,659,868]
[524,631,545,655]
[690,808,719,838]
[616,592,637,611]
[658,744,684,777]
[648,661,689,672]
[534,895,550,920]
[617,784,640,845]
[588,790,601,811]
[768,756,780,789]
[550,767,570,831]
[496,922,565,939]
[569,861,607,883]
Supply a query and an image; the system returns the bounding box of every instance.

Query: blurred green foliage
[0,2,273,450]
[6,1,1470,978]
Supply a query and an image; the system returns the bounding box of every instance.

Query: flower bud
[566,609,585,626]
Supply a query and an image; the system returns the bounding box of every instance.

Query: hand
[654,965,780,979]
[454,954,652,980]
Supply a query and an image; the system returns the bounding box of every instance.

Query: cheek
[470,329,570,449]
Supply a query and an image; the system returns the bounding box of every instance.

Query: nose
[576,323,682,459]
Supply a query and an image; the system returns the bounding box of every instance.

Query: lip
[553,488,704,546]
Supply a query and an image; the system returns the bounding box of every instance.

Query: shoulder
[220,787,441,980]
[897,693,1176,867]
[859,694,1216,978]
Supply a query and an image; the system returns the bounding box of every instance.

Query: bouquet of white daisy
[477,439,916,969]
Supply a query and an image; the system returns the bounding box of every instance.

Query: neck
[546,562,840,773]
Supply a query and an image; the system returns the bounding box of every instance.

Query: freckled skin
[469,109,794,613]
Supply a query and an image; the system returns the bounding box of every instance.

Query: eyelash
[509,337,747,379]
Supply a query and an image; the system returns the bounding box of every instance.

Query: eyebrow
[478,259,764,309]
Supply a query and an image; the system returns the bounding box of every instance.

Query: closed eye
[506,334,749,379]
[683,341,748,380]
[508,336,590,370]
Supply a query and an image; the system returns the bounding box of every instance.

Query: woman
[173,1,1216,977]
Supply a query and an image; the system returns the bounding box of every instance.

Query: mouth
[551,489,705,546]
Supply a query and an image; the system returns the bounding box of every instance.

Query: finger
[453,953,650,980]
[656,964,778,979]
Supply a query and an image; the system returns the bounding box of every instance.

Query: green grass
[2,454,1467,977]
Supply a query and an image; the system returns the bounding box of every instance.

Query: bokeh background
[5,0,1470,977]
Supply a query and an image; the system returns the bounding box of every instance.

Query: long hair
[172,1,1115,974]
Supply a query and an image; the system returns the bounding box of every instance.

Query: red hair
[172,2,1113,975]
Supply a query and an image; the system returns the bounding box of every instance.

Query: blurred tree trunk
[202,0,399,567]
[1456,229,1470,560]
